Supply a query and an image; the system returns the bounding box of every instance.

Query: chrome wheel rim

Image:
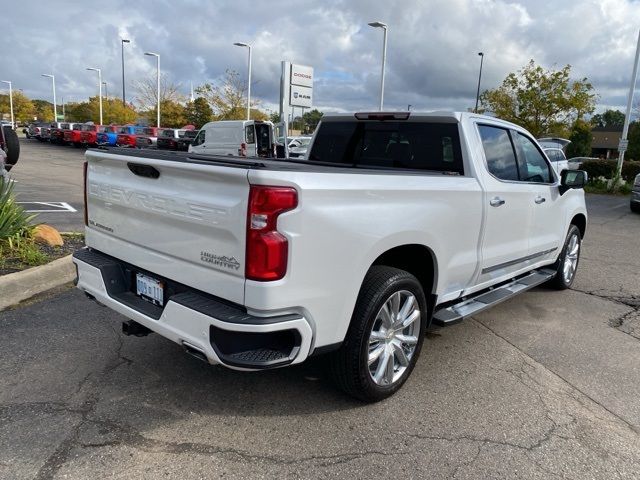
[562,233,580,284]
[367,290,421,386]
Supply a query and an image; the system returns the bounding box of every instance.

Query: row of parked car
[25,122,198,151]
[26,119,314,159]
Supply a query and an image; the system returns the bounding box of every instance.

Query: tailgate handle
[127,163,160,179]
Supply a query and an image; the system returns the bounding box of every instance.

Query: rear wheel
[548,225,581,290]
[2,126,20,171]
[330,266,427,402]
[631,202,640,213]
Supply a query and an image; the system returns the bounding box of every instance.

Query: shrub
[621,161,640,182]
[581,159,640,183]
[0,175,36,241]
[581,159,616,180]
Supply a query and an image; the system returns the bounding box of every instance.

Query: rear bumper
[73,248,313,370]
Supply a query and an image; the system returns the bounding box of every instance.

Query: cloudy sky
[1,0,640,115]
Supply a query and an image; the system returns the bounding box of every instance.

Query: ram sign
[290,85,313,108]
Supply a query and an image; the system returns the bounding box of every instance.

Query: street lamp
[475,52,484,113]
[368,21,388,111]
[87,68,103,125]
[1,81,14,128]
[144,52,161,127]
[233,42,252,120]
[41,74,57,120]
[121,39,130,106]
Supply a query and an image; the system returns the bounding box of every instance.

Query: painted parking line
[17,202,78,213]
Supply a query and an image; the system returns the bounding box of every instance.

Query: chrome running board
[432,269,556,326]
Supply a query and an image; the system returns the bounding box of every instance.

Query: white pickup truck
[73,111,588,401]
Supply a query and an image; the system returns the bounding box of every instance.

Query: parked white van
[188,120,275,157]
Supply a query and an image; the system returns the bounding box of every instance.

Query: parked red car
[115,125,143,147]
[63,124,85,146]
[81,125,119,147]
[134,127,159,148]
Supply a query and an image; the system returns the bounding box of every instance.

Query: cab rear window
[308,121,463,174]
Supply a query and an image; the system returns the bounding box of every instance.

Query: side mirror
[560,169,587,195]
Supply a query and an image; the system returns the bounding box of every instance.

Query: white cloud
[0,0,639,114]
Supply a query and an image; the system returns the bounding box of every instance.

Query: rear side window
[308,121,463,174]
[245,125,255,144]
[478,125,519,181]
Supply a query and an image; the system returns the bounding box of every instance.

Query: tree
[32,99,55,122]
[196,69,267,120]
[143,100,186,128]
[65,97,138,125]
[134,74,185,111]
[480,60,597,138]
[302,109,323,133]
[0,91,36,124]
[103,99,138,125]
[590,109,625,128]
[566,120,592,158]
[269,111,280,123]
[627,122,640,161]
[184,97,213,128]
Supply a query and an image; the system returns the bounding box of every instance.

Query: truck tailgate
[84,150,250,304]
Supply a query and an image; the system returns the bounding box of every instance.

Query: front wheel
[330,266,427,402]
[548,225,581,290]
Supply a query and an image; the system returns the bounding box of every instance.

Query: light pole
[368,21,388,111]
[144,52,161,127]
[121,39,130,106]
[41,74,57,120]
[1,81,14,128]
[87,68,103,125]
[475,52,484,113]
[234,42,252,120]
[616,29,640,178]
[102,81,108,99]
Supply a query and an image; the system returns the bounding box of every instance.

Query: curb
[0,254,75,311]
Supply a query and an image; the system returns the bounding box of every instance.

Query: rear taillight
[246,186,298,281]
[83,161,88,226]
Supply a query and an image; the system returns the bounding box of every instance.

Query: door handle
[490,197,505,207]
[534,196,546,204]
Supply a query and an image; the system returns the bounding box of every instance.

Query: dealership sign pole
[280,62,314,157]
[617,29,640,178]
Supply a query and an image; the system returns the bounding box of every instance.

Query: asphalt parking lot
[11,138,85,232]
[1,140,640,479]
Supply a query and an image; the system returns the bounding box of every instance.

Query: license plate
[136,273,164,306]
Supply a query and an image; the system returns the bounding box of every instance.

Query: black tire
[2,126,20,170]
[631,202,640,213]
[329,266,427,402]
[547,225,581,290]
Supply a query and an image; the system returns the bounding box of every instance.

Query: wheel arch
[371,244,438,298]
[571,213,587,238]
